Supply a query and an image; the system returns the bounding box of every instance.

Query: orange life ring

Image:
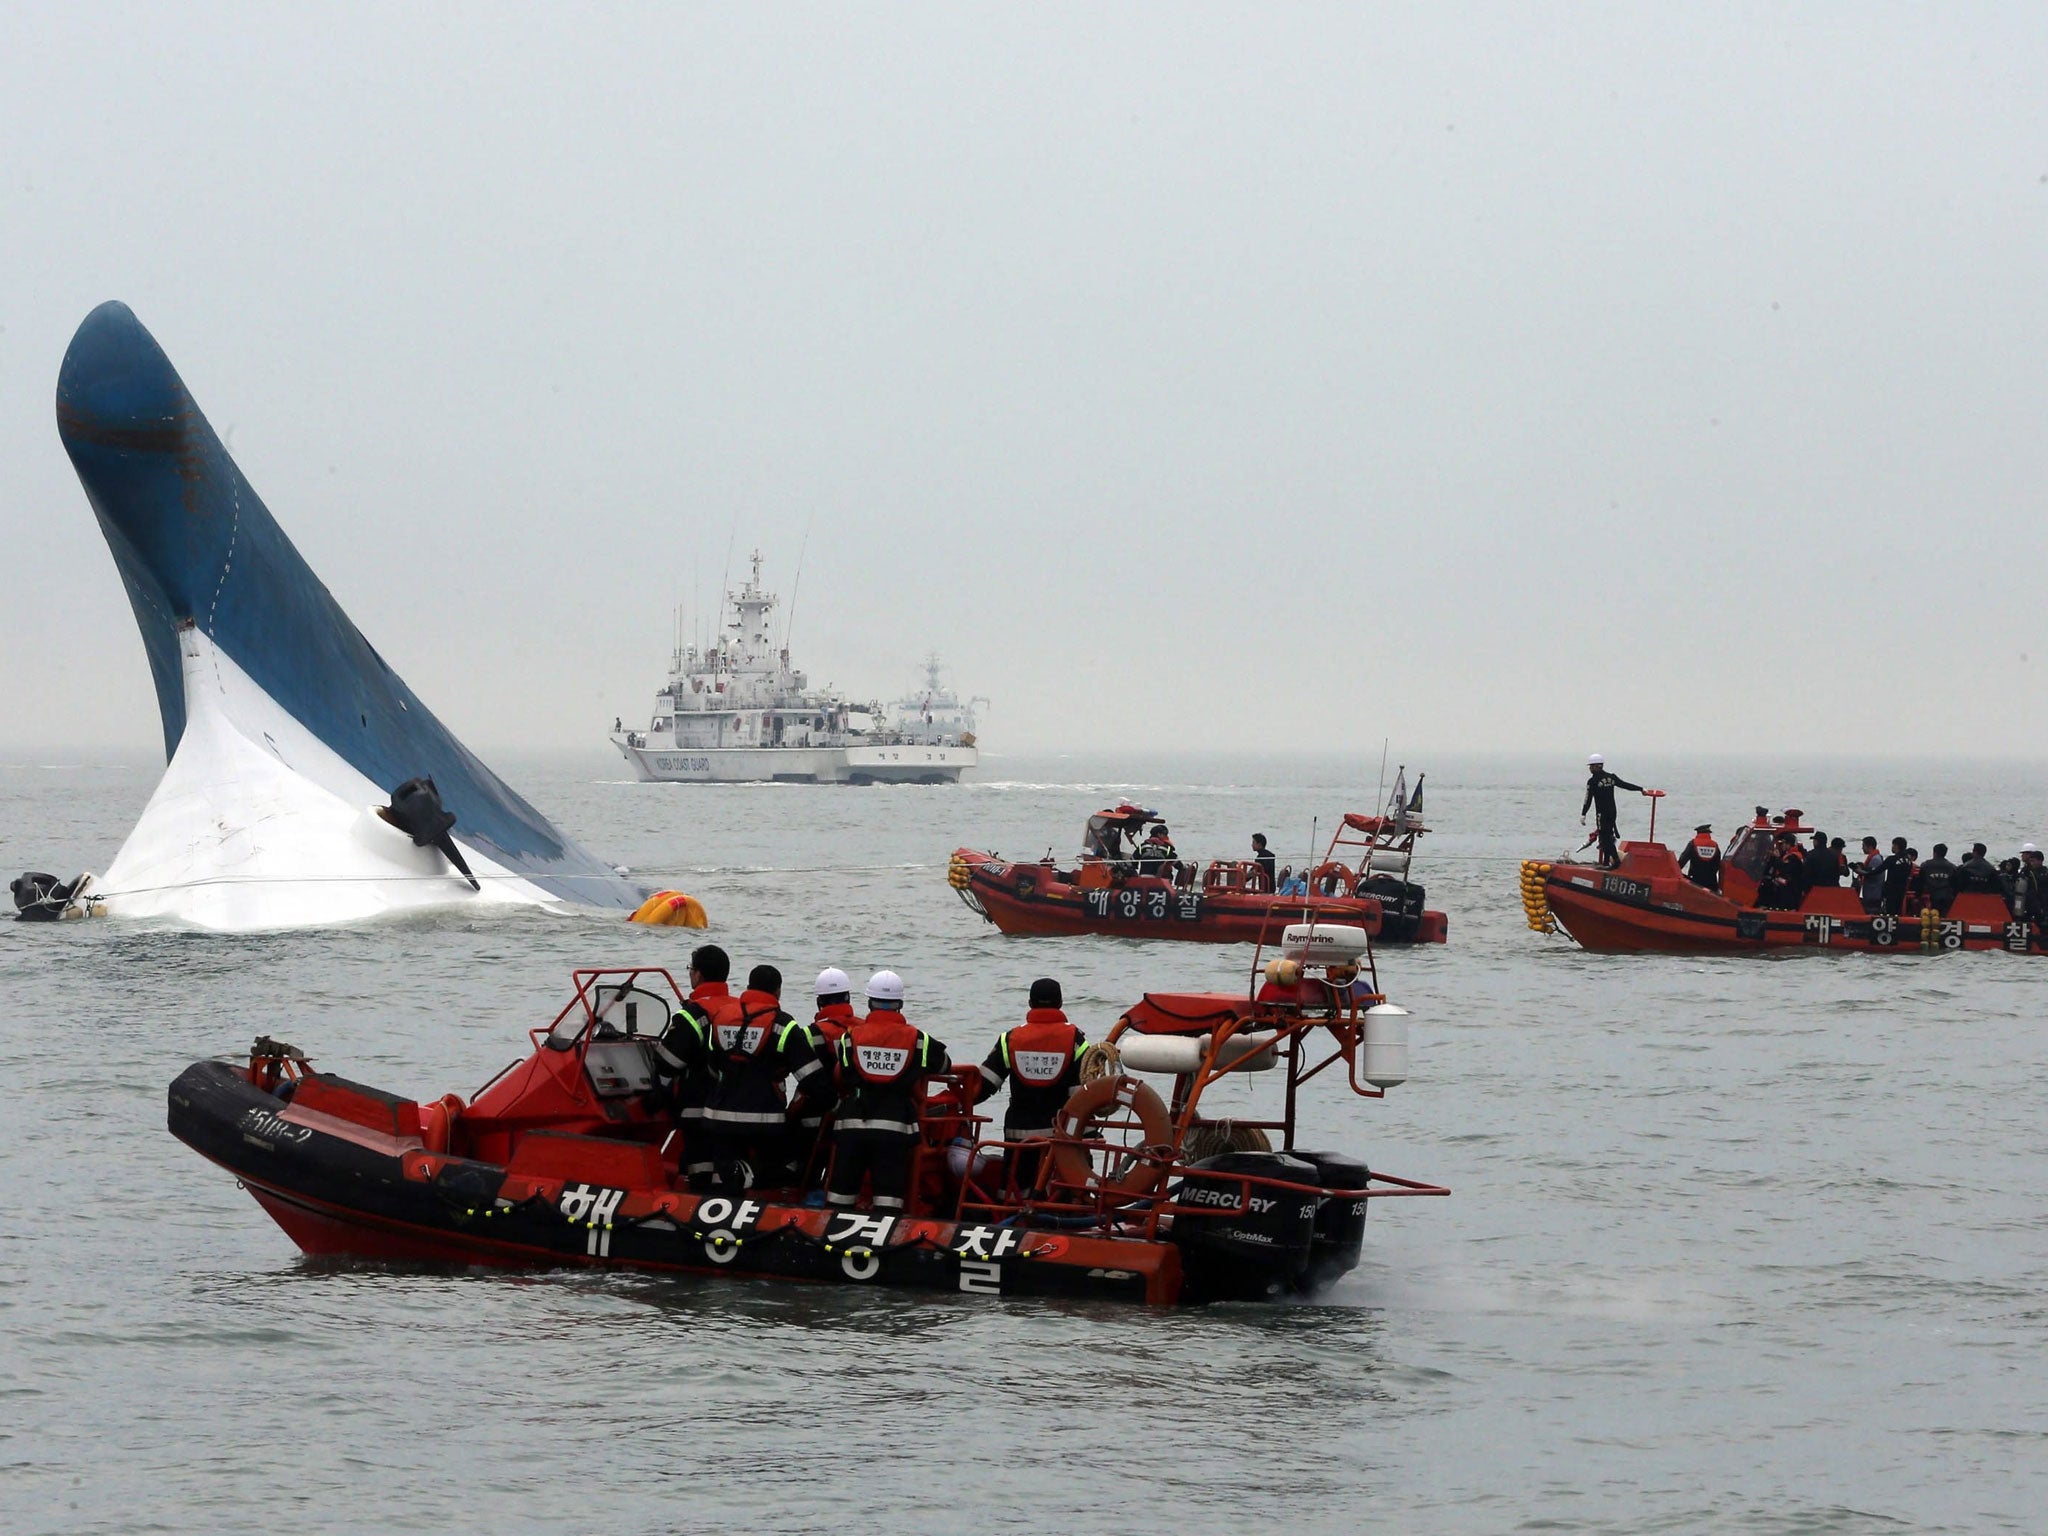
[1047,1073,1175,1202]
[1310,862,1353,897]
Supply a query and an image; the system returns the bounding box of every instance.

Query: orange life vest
[1003,1008,1079,1087]
[712,988,781,1062]
[842,1012,926,1085]
[689,982,744,1035]
[1689,833,1721,863]
[810,1000,858,1047]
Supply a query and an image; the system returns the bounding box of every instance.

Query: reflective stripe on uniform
[834,1117,918,1135]
[699,1107,789,1127]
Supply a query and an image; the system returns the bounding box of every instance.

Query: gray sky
[4,4,2046,760]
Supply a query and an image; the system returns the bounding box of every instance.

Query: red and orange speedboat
[168,941,1445,1306]
[1526,810,2039,955]
[950,798,1448,946]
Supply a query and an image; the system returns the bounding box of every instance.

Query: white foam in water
[97,629,554,930]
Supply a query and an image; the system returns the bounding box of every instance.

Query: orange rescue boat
[1525,806,2040,955]
[952,794,1448,946]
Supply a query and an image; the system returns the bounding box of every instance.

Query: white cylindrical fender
[1366,850,1411,875]
[1114,1029,1282,1075]
[1281,922,1371,964]
[1361,1004,1410,1088]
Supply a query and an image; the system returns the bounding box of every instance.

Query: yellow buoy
[1519,860,1557,934]
[629,890,709,928]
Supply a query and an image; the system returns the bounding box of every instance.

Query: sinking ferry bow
[50,301,639,929]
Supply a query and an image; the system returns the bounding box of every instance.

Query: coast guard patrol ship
[611,553,981,784]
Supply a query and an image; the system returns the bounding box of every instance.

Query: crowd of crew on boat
[1083,818,1319,895]
[650,945,1084,1213]
[1673,809,2048,923]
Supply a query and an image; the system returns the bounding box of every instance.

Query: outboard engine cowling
[1289,1148,1372,1292]
[1359,874,1426,941]
[1170,1151,1319,1302]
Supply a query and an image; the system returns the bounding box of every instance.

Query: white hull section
[614,738,975,784]
[99,630,557,931]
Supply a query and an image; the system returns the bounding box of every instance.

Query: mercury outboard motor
[1289,1148,1373,1292]
[1170,1150,1320,1302]
[12,871,81,921]
[1358,874,1426,942]
[379,777,480,891]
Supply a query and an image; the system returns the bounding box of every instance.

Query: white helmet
[1588,752,1604,765]
[865,969,905,1003]
[815,966,851,995]
[2023,843,2042,856]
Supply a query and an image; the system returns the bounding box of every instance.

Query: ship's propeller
[380,777,480,890]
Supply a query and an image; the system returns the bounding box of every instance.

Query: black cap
[1029,978,1063,1009]
[747,964,783,996]
[1695,823,1712,833]
[690,944,730,982]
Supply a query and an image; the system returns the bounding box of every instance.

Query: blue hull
[56,301,638,910]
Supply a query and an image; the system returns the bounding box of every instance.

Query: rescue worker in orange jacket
[656,944,745,1191]
[827,971,951,1213]
[1136,823,1179,878]
[790,967,858,1157]
[1676,824,1722,891]
[974,978,1087,1194]
[701,965,827,1192]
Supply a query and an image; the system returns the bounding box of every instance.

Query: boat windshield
[549,981,670,1047]
[1725,827,1774,881]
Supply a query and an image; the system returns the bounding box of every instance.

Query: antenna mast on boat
[716,521,737,675]
[784,516,813,658]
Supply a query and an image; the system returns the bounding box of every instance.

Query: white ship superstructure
[887,653,987,748]
[611,553,979,784]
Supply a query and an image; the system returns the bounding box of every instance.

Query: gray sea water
[1,751,2043,1535]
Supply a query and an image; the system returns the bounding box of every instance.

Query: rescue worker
[1856,836,1885,912]
[827,971,951,1214]
[1879,837,1914,915]
[700,965,826,1191]
[1802,830,1843,888]
[655,944,744,1191]
[1136,823,1179,878]
[1250,833,1277,893]
[1676,824,1722,891]
[1580,754,1646,869]
[1757,834,1806,910]
[973,978,1087,1195]
[2015,845,2048,943]
[1955,843,2003,895]
[809,967,859,1048]
[1912,844,1959,915]
[790,967,859,1163]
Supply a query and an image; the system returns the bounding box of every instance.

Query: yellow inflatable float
[627,890,708,928]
